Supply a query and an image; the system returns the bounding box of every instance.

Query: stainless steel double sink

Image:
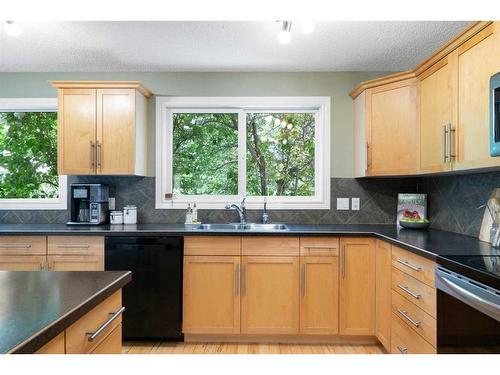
[191,223,289,231]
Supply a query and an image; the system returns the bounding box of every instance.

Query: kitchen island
[0,270,131,354]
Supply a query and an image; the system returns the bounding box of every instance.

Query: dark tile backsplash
[417,171,500,237]
[1,171,497,239]
[0,176,416,226]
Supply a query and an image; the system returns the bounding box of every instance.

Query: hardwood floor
[122,341,385,354]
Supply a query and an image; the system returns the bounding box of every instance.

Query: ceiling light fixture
[278,21,292,44]
[4,21,22,37]
[300,21,315,34]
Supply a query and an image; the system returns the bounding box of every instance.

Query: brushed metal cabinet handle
[442,125,448,163]
[397,345,408,354]
[397,309,421,327]
[89,141,95,171]
[39,262,44,270]
[366,142,370,169]
[397,284,421,300]
[235,263,240,297]
[86,306,125,342]
[341,245,346,278]
[96,140,102,170]
[396,259,422,272]
[0,244,32,249]
[56,244,90,249]
[449,123,456,161]
[241,264,246,296]
[301,264,306,298]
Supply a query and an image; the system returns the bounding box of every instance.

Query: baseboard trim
[184,334,379,345]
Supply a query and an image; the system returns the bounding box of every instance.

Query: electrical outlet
[351,197,360,211]
[337,198,350,210]
[108,197,116,210]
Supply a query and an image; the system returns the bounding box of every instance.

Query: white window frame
[0,98,67,210]
[155,96,330,210]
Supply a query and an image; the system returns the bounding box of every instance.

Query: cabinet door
[36,333,65,354]
[366,80,418,175]
[0,255,46,271]
[96,89,136,175]
[58,88,96,175]
[183,256,241,334]
[241,256,299,334]
[339,238,375,335]
[419,58,453,173]
[299,255,338,335]
[455,23,500,170]
[375,240,392,351]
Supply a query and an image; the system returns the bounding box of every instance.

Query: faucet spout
[225,198,247,224]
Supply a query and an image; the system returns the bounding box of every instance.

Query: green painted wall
[0,72,387,177]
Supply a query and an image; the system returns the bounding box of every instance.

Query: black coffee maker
[67,184,109,225]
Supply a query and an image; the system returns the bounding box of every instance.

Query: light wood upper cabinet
[52,81,151,176]
[241,255,299,334]
[454,23,500,170]
[355,79,418,177]
[183,255,241,334]
[57,89,97,175]
[375,240,392,351]
[339,238,375,335]
[418,57,453,173]
[300,255,339,335]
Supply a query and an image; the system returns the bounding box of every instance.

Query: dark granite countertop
[0,223,498,288]
[0,270,131,354]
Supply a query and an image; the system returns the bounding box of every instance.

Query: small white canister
[123,205,137,224]
[110,211,123,225]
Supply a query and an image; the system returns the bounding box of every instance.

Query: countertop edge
[8,271,132,354]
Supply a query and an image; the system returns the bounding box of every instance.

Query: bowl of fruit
[399,210,430,229]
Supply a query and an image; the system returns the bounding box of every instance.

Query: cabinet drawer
[300,237,339,256]
[48,236,104,256]
[392,246,435,286]
[47,254,104,271]
[90,324,122,354]
[0,236,46,256]
[242,236,299,256]
[391,312,436,354]
[0,255,46,271]
[392,290,436,347]
[184,236,241,256]
[392,267,436,318]
[66,291,123,354]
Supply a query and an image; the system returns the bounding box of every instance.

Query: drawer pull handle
[397,346,408,354]
[397,284,421,300]
[397,259,421,272]
[57,245,90,249]
[397,309,421,327]
[303,246,337,250]
[0,244,32,249]
[86,306,125,342]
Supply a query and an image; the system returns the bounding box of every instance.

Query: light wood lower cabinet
[375,240,392,351]
[0,236,104,271]
[183,255,241,334]
[241,255,299,334]
[37,290,123,354]
[339,238,376,335]
[299,255,339,335]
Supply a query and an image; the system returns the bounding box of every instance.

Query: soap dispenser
[185,204,193,224]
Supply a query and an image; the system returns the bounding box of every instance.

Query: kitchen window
[0,98,67,210]
[156,97,330,210]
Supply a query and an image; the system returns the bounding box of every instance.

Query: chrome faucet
[262,197,269,224]
[225,198,247,225]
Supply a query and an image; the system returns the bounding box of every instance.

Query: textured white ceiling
[0,21,470,72]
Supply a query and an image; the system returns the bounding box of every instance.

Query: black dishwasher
[105,236,183,341]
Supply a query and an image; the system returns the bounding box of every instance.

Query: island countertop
[0,270,131,354]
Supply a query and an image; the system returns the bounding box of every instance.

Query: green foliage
[0,112,59,199]
[173,111,315,197]
[173,113,238,195]
[246,113,315,196]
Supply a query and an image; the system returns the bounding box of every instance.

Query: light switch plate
[337,198,350,210]
[351,197,360,211]
[108,197,116,210]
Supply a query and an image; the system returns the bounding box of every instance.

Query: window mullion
[237,109,246,200]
